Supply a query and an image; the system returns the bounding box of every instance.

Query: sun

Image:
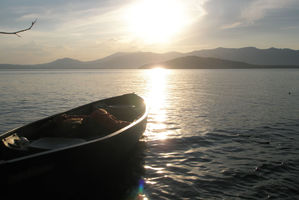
[124,0,190,44]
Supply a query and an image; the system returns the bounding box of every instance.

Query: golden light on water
[146,67,167,110]
[144,68,171,141]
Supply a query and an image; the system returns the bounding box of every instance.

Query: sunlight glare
[125,0,190,44]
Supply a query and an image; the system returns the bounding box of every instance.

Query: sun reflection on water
[136,68,172,200]
[144,68,170,141]
[145,67,167,109]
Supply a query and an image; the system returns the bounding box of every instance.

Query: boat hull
[0,93,148,185]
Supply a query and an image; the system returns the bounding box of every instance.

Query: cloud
[17,14,39,21]
[241,0,296,23]
[197,0,299,30]
[221,22,242,29]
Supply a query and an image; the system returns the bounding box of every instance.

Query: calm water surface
[0,69,299,199]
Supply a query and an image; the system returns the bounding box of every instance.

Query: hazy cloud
[200,0,299,28]
[242,0,296,23]
[221,22,242,29]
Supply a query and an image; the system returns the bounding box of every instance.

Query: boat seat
[29,137,86,150]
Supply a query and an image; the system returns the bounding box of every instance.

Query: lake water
[0,69,299,199]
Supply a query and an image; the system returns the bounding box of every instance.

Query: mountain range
[1,47,299,69]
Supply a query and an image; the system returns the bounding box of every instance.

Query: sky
[1,0,299,64]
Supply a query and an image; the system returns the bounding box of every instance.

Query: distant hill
[140,56,299,69]
[0,58,84,69]
[0,52,183,69]
[189,47,299,65]
[1,47,299,69]
[84,52,183,69]
[39,58,83,68]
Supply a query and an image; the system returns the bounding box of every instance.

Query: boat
[0,93,148,185]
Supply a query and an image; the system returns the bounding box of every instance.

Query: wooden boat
[0,93,148,184]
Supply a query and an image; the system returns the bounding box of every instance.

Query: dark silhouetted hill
[140,56,299,69]
[189,47,299,65]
